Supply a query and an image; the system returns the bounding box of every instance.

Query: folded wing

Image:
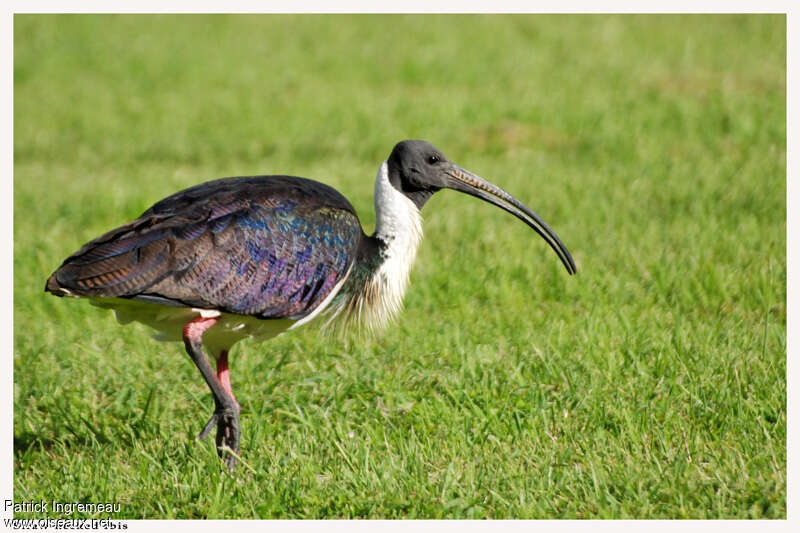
[46,176,364,320]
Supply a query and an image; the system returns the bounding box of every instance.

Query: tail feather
[45,226,172,298]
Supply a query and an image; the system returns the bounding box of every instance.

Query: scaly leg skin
[183,317,241,472]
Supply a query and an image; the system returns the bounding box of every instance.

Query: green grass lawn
[13,14,785,519]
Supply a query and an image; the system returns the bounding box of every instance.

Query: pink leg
[216,350,239,409]
[182,316,241,471]
[183,318,237,405]
[183,315,219,340]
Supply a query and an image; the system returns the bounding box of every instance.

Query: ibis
[45,140,576,470]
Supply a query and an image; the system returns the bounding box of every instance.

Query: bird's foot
[198,405,241,471]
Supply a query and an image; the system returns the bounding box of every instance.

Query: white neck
[374,162,422,245]
[369,161,424,329]
[322,162,424,334]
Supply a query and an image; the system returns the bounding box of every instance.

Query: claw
[197,412,219,441]
[198,406,241,471]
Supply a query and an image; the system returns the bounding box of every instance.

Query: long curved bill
[444,166,576,275]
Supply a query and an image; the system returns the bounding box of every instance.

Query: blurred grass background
[14,14,785,518]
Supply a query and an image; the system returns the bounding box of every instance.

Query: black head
[386,140,451,209]
[385,139,577,275]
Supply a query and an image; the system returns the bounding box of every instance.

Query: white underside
[89,267,351,356]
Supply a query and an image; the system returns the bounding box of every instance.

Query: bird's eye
[427,155,440,165]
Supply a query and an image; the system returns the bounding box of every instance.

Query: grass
[13,14,785,519]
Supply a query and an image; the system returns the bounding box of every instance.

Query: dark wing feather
[46,176,364,320]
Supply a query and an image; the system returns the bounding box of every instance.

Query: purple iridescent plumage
[47,175,364,320]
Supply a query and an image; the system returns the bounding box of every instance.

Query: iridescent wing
[47,176,364,319]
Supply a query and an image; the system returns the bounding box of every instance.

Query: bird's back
[46,175,364,321]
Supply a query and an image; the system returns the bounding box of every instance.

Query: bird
[45,140,576,471]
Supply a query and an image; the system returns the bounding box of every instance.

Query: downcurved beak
[444,165,576,275]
